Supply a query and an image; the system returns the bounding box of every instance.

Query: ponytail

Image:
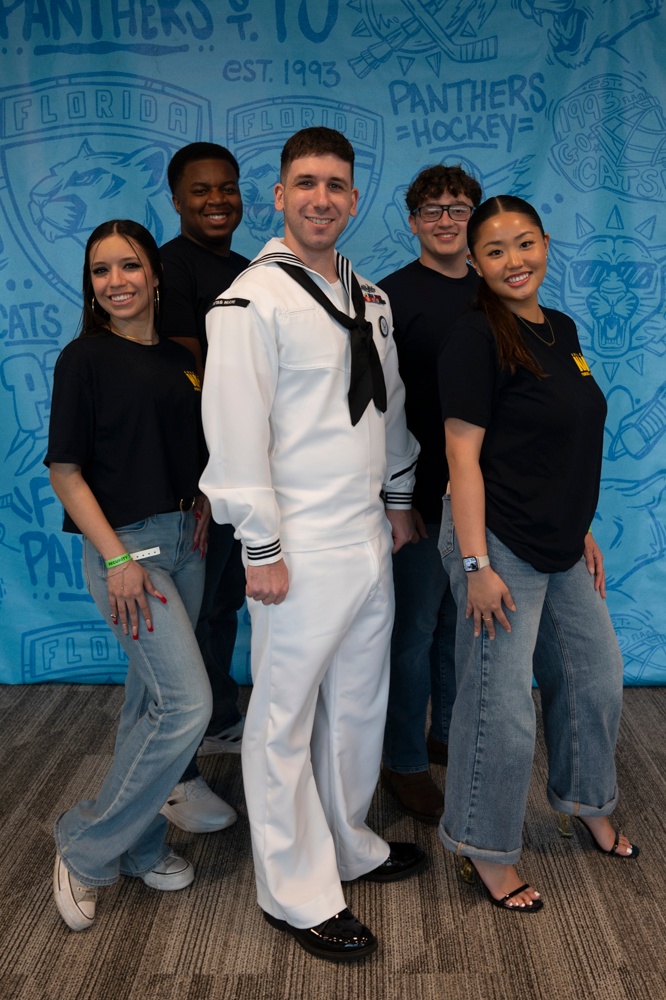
[475,281,547,379]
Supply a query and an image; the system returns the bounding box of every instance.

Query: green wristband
[105,553,132,569]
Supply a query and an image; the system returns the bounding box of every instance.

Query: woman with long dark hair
[438,196,638,912]
[45,220,212,930]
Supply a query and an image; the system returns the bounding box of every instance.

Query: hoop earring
[91,296,96,313]
[154,287,160,317]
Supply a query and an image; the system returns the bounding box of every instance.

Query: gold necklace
[113,330,158,346]
[517,312,555,347]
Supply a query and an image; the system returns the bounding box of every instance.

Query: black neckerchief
[277,262,387,426]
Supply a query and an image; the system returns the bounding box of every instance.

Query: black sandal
[482,881,543,912]
[574,817,639,859]
[461,858,543,912]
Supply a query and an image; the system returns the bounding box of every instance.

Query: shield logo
[0,72,212,305]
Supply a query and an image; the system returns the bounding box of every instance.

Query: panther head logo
[28,140,170,246]
[546,233,666,359]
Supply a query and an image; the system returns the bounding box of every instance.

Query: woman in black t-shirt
[45,220,213,931]
[437,196,638,913]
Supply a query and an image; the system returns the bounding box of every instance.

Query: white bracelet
[128,546,161,561]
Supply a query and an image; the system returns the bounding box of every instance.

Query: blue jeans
[437,497,624,865]
[383,524,457,772]
[181,520,245,783]
[55,511,212,886]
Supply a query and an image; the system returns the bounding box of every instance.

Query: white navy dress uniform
[200,237,419,929]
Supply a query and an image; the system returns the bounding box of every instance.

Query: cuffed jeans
[55,511,212,886]
[383,524,457,773]
[438,497,624,865]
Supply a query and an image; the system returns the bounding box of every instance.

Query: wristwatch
[462,555,490,572]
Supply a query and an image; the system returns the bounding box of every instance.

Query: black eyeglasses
[413,204,473,222]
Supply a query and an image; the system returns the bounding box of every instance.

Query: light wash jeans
[383,524,457,773]
[55,510,212,886]
[437,497,624,865]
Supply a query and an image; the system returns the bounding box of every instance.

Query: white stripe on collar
[245,245,354,299]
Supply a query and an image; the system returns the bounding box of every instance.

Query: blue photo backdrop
[0,1,664,686]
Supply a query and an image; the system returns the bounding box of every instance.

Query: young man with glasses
[380,164,482,824]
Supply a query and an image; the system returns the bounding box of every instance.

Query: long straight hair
[467,196,547,378]
[80,219,162,338]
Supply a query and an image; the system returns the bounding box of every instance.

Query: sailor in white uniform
[201,127,424,962]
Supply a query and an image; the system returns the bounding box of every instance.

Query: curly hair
[405,164,482,213]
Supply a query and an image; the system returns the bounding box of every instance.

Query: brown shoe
[426,734,449,767]
[381,767,443,824]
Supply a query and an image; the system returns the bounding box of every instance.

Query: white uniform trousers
[242,524,394,929]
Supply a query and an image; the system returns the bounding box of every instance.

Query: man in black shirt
[159,143,249,833]
[380,165,482,823]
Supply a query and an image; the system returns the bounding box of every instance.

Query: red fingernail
[159,595,167,604]
[148,625,153,633]
[132,633,138,641]
[195,511,201,520]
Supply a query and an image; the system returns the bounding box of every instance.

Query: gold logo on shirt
[184,370,202,391]
[571,353,592,376]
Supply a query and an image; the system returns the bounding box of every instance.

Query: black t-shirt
[438,308,607,573]
[159,235,249,364]
[45,335,207,532]
[380,260,478,522]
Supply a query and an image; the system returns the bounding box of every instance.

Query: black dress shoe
[360,842,427,882]
[262,907,377,962]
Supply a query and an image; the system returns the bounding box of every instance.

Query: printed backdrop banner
[0,1,665,687]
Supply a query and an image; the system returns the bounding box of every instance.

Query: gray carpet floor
[0,682,664,1000]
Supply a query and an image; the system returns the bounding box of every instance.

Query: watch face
[463,556,479,572]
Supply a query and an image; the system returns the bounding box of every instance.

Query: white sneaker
[198,717,245,756]
[53,854,97,931]
[141,851,194,890]
[160,777,237,833]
